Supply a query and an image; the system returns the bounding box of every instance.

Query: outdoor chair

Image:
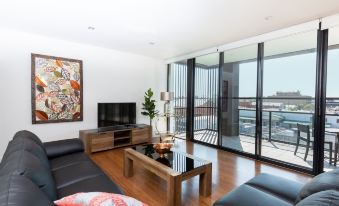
[294,123,333,163]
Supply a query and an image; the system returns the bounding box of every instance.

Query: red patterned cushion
[54,192,148,206]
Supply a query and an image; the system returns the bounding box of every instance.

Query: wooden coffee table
[123,144,212,206]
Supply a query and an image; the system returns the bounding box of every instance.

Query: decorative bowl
[153,143,173,158]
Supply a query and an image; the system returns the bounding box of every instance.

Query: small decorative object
[141,88,158,125]
[31,54,83,124]
[160,91,174,114]
[155,91,178,143]
[153,143,173,158]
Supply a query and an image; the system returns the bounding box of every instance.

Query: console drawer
[91,133,114,152]
[132,127,150,144]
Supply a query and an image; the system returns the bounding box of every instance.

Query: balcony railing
[172,106,339,146]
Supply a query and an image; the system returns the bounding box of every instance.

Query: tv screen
[98,103,136,128]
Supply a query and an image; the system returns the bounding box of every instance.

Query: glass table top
[132,144,208,174]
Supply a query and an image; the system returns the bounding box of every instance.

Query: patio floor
[176,130,337,171]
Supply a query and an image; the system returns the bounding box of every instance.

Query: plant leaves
[35,76,47,87]
[56,78,66,85]
[73,72,80,81]
[141,88,157,121]
[45,99,49,108]
[49,91,59,97]
[62,89,71,95]
[61,68,70,80]
[56,59,63,67]
[35,110,48,121]
[73,112,81,119]
[61,104,67,112]
[36,93,47,101]
[70,80,80,90]
[48,83,60,91]
[44,66,56,72]
[54,71,62,78]
[74,90,80,97]
[36,85,45,93]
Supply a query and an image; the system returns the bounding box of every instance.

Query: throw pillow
[54,192,148,206]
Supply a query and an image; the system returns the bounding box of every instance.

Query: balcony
[172,107,339,171]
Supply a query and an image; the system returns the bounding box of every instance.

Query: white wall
[0,28,166,158]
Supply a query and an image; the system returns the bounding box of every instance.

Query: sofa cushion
[295,169,339,203]
[50,152,90,171]
[3,137,50,169]
[53,161,104,189]
[44,138,84,159]
[13,130,44,147]
[0,174,54,206]
[213,184,292,206]
[296,190,339,206]
[57,174,124,198]
[0,150,57,201]
[245,173,303,203]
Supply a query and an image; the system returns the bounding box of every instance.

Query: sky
[239,49,339,97]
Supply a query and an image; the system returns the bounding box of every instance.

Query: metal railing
[172,106,339,145]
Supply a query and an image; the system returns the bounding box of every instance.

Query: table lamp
[160,92,174,114]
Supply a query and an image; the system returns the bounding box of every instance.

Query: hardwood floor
[90,139,312,206]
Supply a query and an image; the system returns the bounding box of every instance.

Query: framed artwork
[31,53,83,124]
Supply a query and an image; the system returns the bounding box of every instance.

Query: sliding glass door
[167,25,335,174]
[261,30,317,170]
[193,53,219,145]
[168,61,188,139]
[324,26,339,171]
[220,45,258,154]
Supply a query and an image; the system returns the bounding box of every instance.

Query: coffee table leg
[199,163,212,196]
[124,153,134,177]
[167,175,181,206]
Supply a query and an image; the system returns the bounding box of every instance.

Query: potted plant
[141,88,158,126]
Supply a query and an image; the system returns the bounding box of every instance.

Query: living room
[1,0,339,206]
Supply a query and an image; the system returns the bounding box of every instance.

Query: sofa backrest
[13,130,44,147]
[0,174,54,206]
[0,150,57,200]
[295,189,339,206]
[0,130,57,203]
[2,137,50,169]
[295,168,339,204]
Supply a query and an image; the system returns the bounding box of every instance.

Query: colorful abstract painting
[31,54,83,124]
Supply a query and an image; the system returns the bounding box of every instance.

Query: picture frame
[31,53,83,124]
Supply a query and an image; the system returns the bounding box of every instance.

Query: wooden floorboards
[90,139,312,206]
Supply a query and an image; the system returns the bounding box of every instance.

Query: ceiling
[1,0,339,60]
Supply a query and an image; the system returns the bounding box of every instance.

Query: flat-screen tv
[98,103,136,128]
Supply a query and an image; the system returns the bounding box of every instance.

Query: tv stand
[79,124,152,154]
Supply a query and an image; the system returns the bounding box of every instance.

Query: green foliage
[141,88,158,125]
[302,103,314,111]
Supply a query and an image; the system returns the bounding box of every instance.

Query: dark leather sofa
[214,171,339,206]
[0,130,123,206]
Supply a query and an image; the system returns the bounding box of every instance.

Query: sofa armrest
[43,138,84,159]
[245,173,304,203]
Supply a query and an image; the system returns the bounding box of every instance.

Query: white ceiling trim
[165,18,321,64]
[322,13,339,29]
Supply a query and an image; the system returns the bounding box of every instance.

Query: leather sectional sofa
[213,170,339,206]
[0,130,123,206]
